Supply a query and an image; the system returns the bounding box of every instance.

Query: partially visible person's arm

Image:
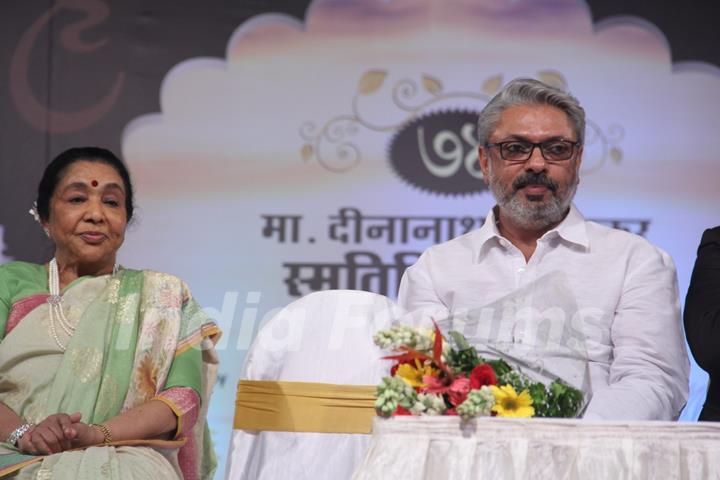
[398,251,449,323]
[20,401,180,455]
[73,333,204,447]
[584,246,689,420]
[684,227,720,376]
[0,402,30,445]
[96,399,179,442]
[0,270,32,447]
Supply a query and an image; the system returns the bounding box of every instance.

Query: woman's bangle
[7,423,33,447]
[89,423,113,445]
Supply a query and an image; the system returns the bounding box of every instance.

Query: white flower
[28,202,41,223]
[411,393,447,416]
[456,386,496,420]
[373,325,432,351]
[375,376,417,416]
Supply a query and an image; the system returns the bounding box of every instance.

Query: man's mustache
[512,172,558,192]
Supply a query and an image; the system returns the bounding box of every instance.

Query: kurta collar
[472,203,589,262]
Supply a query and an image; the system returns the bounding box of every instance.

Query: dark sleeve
[684,227,720,375]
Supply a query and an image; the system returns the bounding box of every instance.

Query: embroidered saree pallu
[0,263,220,479]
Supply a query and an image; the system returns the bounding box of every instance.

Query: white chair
[226,290,403,479]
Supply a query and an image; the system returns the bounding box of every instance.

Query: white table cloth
[353,417,720,480]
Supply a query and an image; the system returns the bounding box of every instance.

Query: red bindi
[91,180,99,187]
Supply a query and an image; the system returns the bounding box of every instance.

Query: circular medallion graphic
[388,109,488,196]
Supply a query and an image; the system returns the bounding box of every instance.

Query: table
[352,417,720,479]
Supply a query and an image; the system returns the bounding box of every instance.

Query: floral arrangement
[373,324,584,420]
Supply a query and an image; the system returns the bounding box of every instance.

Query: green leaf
[445,347,480,376]
[487,358,512,377]
[550,382,567,396]
[448,330,470,350]
[527,383,547,415]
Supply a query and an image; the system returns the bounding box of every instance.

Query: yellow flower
[396,359,437,388]
[490,385,535,417]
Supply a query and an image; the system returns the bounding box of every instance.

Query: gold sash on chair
[233,380,377,434]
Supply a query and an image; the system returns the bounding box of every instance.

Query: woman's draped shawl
[0,269,220,479]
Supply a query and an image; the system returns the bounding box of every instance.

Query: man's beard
[487,168,578,230]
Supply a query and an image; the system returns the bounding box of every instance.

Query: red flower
[445,408,458,416]
[394,406,412,416]
[470,364,497,389]
[447,376,471,406]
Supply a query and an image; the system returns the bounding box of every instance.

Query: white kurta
[398,204,689,420]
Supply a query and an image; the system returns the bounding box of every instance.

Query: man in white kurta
[398,78,689,420]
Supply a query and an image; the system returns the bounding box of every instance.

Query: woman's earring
[43,228,50,238]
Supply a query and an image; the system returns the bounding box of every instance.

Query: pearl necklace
[47,258,118,351]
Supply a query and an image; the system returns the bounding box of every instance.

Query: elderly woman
[0,147,220,479]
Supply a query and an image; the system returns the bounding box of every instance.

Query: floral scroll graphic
[299,69,624,184]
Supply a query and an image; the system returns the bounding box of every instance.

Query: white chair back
[226,290,402,479]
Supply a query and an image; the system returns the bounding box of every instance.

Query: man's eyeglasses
[485,139,581,163]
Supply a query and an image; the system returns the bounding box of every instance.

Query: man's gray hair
[477,78,586,147]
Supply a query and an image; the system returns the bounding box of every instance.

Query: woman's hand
[70,422,105,448]
[17,412,82,455]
